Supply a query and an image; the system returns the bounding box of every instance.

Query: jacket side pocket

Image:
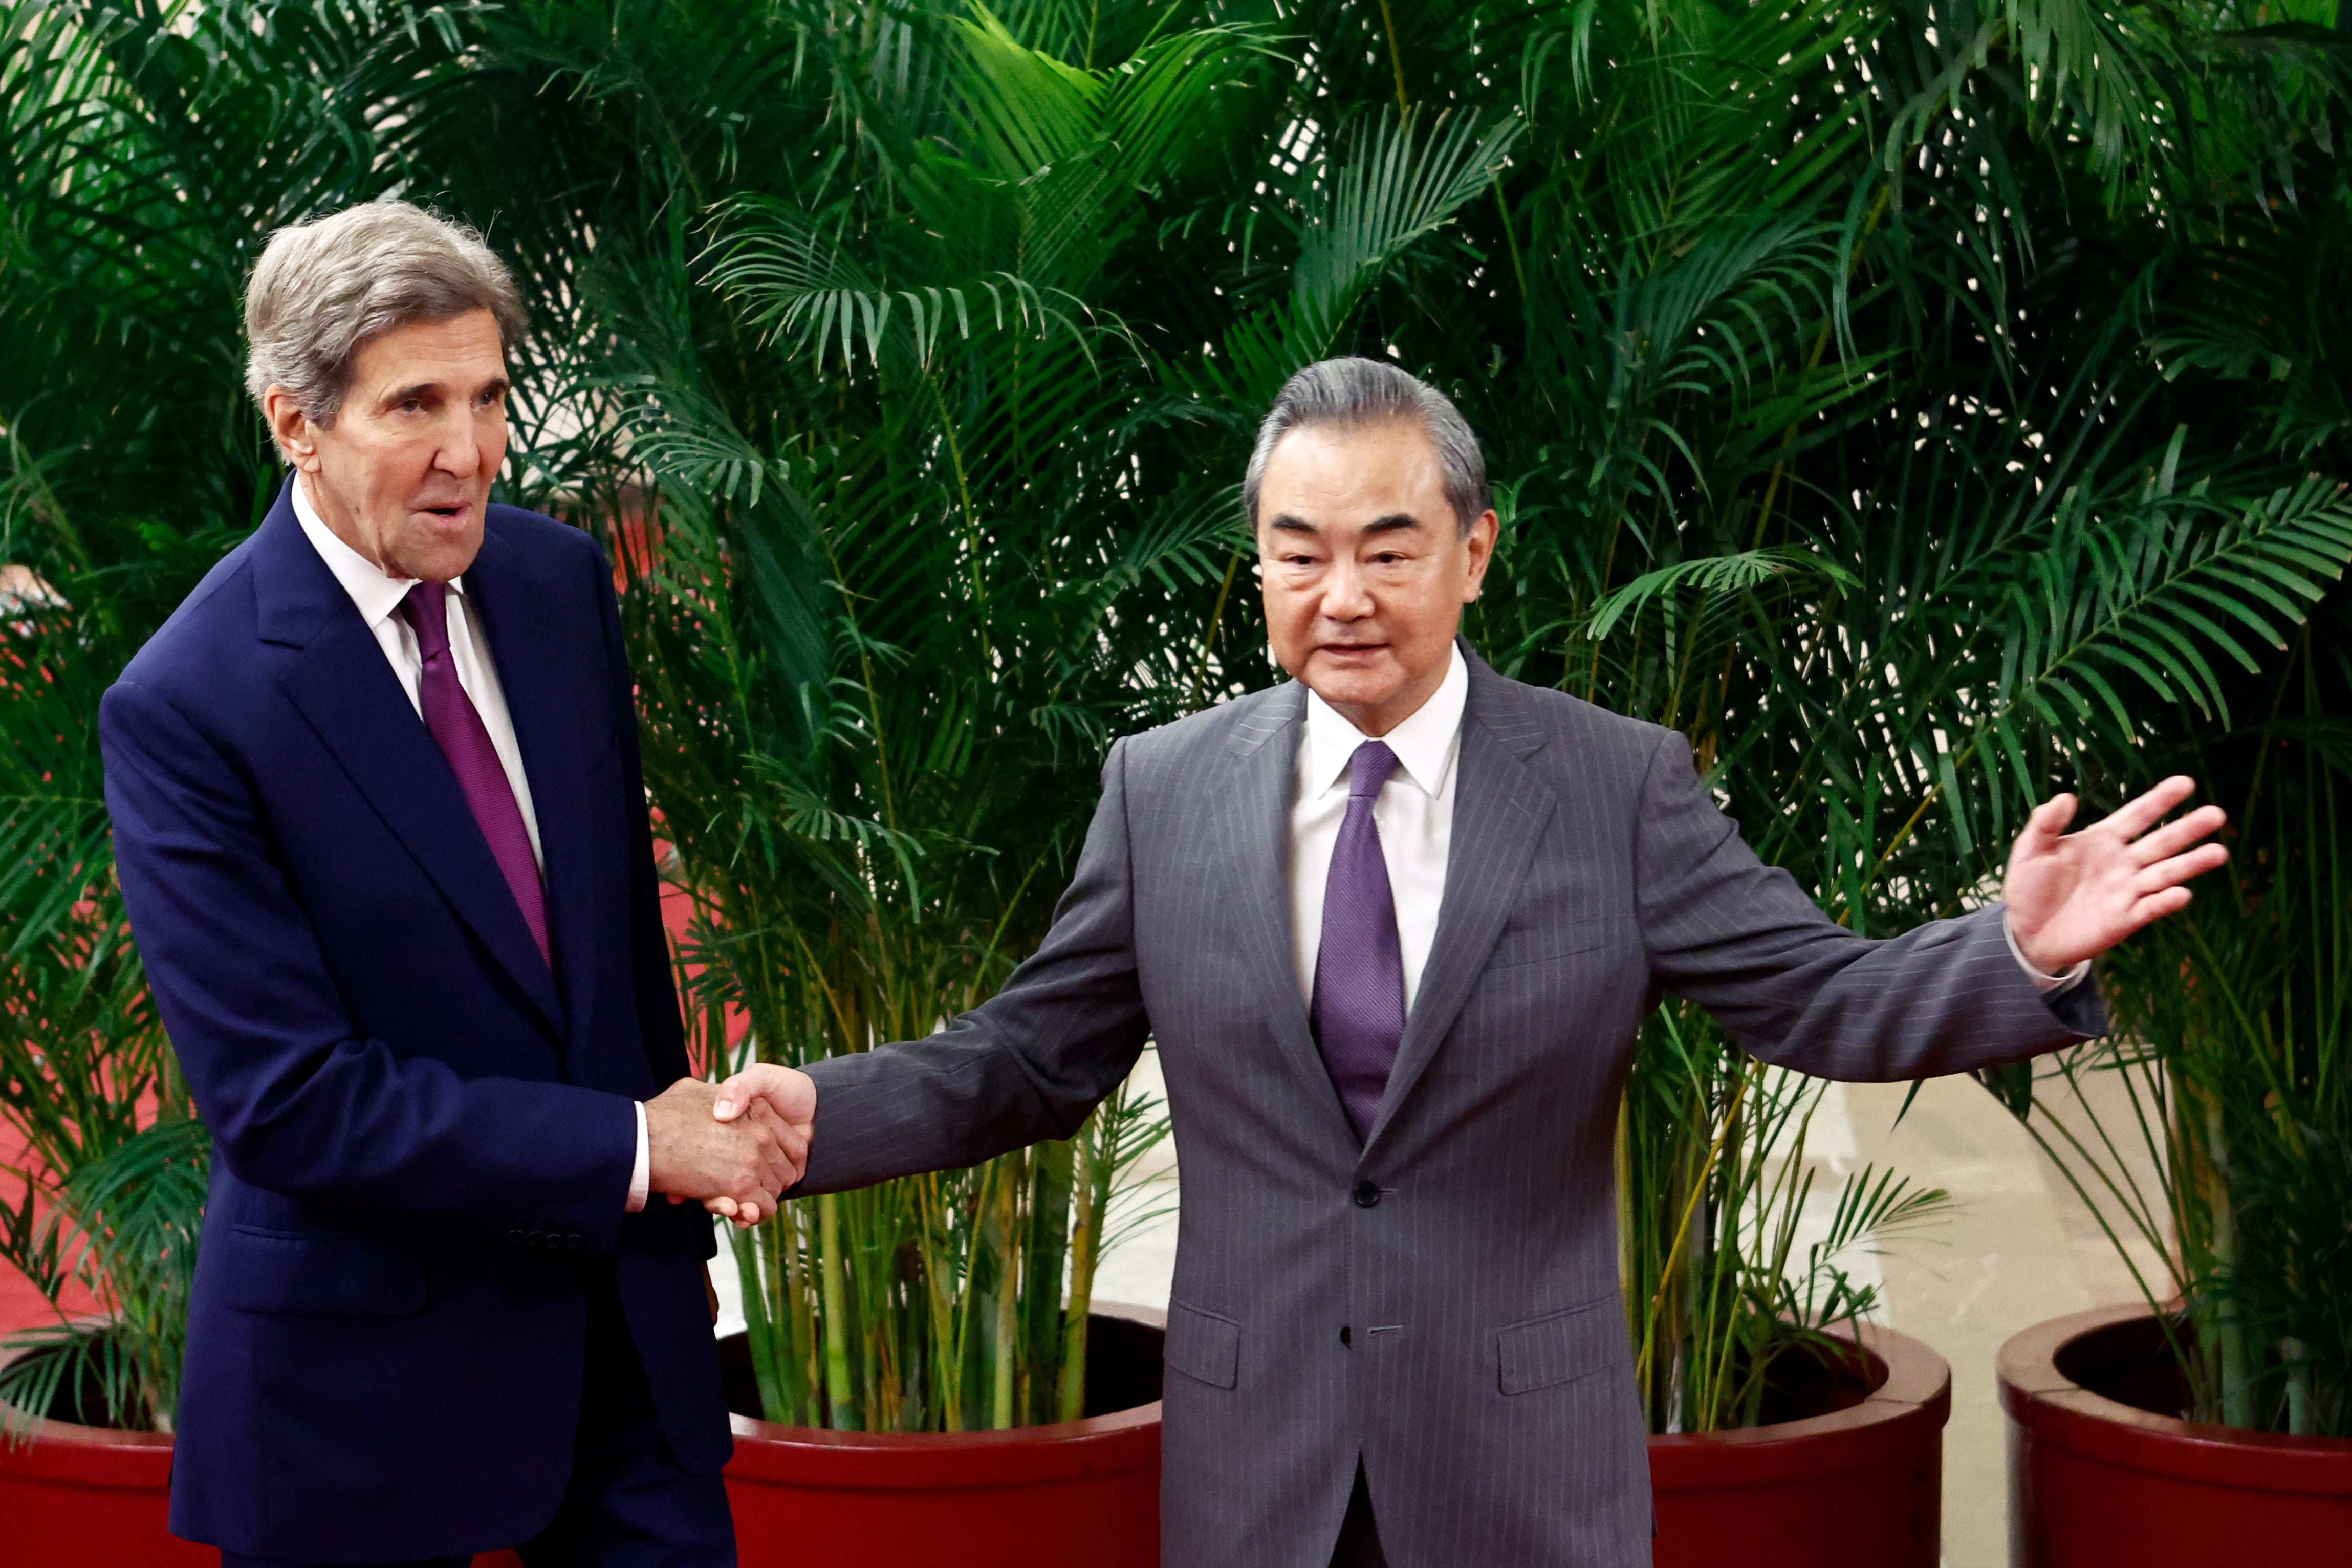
[220,1224,430,1317]
[1497,1296,1614,1396]
[1164,1299,1242,1390]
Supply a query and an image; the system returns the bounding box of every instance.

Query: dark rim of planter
[1998,1302,2352,1496]
[722,1301,1165,1488]
[1647,1321,1952,1492]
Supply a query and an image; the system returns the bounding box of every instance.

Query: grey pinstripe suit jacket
[796,648,2106,1567]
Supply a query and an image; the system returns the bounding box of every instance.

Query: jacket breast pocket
[1497,1296,1617,1396]
[1485,915,1611,971]
[219,1224,430,1317]
[1164,1299,1241,1390]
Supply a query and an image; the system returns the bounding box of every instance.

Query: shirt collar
[1302,643,1468,800]
[289,473,465,629]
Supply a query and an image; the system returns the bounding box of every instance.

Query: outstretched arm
[1636,732,2219,1081]
[708,738,1152,1205]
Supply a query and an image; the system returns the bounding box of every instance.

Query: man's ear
[262,386,320,472]
[1461,510,1500,602]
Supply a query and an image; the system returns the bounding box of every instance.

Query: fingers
[706,1192,773,1226]
[2123,884,2194,933]
[2100,775,2199,841]
[2137,841,2229,893]
[2128,804,2228,867]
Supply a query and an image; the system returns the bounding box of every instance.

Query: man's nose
[1319,560,1375,621]
[433,431,480,478]
[433,408,492,478]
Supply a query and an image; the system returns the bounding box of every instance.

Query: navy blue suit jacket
[101,481,728,1560]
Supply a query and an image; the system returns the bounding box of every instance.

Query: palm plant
[1984,610,2352,1438]
[4,0,2348,1446]
[465,2,1271,1430]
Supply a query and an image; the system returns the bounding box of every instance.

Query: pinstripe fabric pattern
[797,646,2107,1567]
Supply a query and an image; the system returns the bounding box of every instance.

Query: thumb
[2024,793,2078,847]
[711,1073,751,1121]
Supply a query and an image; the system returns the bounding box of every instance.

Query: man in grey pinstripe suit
[716,359,2226,1566]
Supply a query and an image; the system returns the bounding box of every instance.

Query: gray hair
[1242,357,1490,536]
[243,199,527,430]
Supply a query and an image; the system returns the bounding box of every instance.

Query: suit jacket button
[507,1228,526,1243]
[527,1230,546,1248]
[1352,1180,1381,1208]
[565,1234,582,1251]
[1340,1326,1353,1347]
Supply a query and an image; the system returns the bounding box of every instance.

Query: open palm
[2003,776,2229,973]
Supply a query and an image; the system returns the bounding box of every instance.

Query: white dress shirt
[292,477,652,1211]
[1283,644,2084,1017]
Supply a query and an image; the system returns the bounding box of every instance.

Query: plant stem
[818,1193,859,1430]
[990,1155,1022,1430]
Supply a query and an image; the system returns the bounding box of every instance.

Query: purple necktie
[1313,741,1406,1142]
[400,580,550,968]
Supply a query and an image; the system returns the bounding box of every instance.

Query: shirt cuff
[627,1101,650,1213]
[2005,912,2090,995]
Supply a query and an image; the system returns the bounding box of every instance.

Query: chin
[1304,662,1406,712]
[398,525,485,581]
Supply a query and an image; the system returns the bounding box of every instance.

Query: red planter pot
[707,1301,1163,1568]
[2,1305,1163,1568]
[0,1402,210,1568]
[2000,1302,2352,1566]
[1649,1321,1950,1568]
[9,1305,1953,1567]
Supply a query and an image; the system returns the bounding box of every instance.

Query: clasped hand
[642,1073,814,1228]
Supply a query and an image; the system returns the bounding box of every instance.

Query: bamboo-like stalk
[818,1192,859,1430]
[1058,1137,1101,1423]
[733,1224,781,1420]
[1025,1137,1076,1425]
[989,1153,1022,1430]
[780,1200,819,1426]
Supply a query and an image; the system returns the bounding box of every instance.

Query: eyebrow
[1267,512,1426,535]
[381,375,511,408]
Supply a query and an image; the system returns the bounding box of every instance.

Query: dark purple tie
[1313,741,1406,1142]
[400,581,549,968]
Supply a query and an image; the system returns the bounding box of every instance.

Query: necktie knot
[1347,740,1401,800]
[400,579,452,662]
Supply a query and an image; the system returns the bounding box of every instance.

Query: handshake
[642,1065,817,1227]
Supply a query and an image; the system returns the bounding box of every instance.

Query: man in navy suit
[101,200,805,1566]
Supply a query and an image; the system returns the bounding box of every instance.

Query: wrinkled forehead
[1256,421,1449,527]
[345,310,511,394]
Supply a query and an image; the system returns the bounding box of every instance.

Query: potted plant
[1440,0,2352,1558]
[1985,604,2352,1564]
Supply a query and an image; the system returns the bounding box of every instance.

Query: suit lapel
[464,525,601,1044]
[1219,683,1357,1142]
[1360,656,1556,1159]
[257,489,563,1037]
